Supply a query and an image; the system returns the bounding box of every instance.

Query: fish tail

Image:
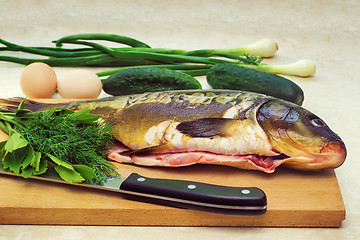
[0,98,69,113]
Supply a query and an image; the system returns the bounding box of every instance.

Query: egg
[20,62,57,98]
[57,69,102,99]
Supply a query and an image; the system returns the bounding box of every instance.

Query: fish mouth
[319,140,346,169]
[280,140,346,171]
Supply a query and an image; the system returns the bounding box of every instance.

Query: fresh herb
[0,100,118,184]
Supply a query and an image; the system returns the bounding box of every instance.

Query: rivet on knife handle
[119,173,267,215]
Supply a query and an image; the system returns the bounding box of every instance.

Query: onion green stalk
[0,39,98,58]
[53,33,151,48]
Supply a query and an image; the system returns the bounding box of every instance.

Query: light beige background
[0,0,359,239]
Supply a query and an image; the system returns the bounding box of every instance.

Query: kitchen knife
[0,165,267,215]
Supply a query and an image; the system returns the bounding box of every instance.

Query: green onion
[0,33,315,77]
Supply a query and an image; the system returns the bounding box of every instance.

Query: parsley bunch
[0,100,118,184]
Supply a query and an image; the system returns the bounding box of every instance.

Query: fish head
[256,99,346,171]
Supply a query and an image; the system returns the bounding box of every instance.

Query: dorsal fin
[176,118,237,138]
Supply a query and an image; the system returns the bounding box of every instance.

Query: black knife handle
[119,173,266,215]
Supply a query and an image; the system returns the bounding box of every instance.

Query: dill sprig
[1,102,119,184]
[19,108,118,182]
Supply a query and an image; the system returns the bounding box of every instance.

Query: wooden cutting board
[0,99,345,227]
[0,156,346,227]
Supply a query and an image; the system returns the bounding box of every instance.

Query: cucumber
[103,67,202,96]
[206,63,304,105]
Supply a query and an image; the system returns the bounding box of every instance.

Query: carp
[0,90,346,173]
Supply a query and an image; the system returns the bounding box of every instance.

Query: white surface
[0,0,359,239]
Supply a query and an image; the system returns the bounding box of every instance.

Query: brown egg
[20,62,57,98]
[57,69,102,99]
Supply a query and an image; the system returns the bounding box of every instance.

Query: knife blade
[0,165,267,215]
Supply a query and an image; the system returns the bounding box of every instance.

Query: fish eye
[310,117,327,127]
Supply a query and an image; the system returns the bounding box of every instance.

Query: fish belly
[108,141,284,173]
